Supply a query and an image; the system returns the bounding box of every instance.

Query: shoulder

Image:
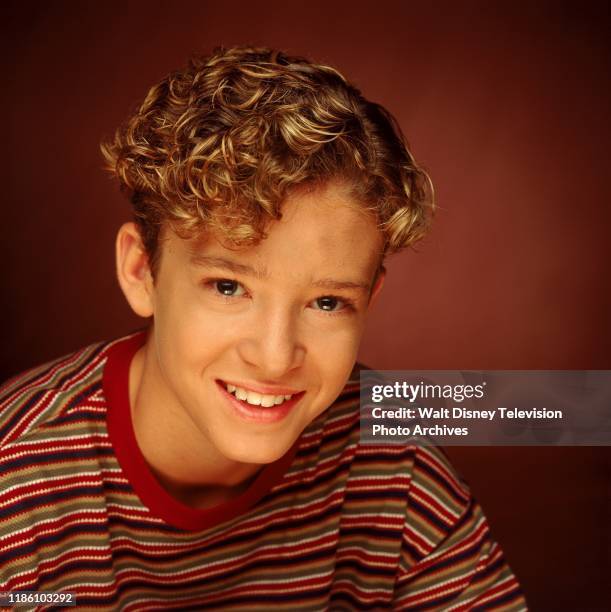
[298,368,477,549]
[0,336,128,450]
[396,445,526,609]
[401,444,473,558]
[0,335,134,591]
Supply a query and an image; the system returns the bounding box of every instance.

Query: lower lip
[216,381,304,424]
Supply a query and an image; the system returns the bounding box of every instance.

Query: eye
[313,296,346,312]
[213,279,246,297]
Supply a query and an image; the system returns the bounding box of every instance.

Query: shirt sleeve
[393,445,527,610]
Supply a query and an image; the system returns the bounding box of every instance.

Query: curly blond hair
[101,47,433,271]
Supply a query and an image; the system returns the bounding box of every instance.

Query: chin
[221,435,294,466]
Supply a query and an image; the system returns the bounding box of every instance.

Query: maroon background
[1,1,609,608]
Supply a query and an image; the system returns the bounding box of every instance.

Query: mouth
[216,380,305,423]
[224,381,295,407]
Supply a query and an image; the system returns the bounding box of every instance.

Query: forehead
[272,182,382,261]
[165,182,383,282]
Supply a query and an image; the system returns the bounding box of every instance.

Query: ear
[116,222,154,318]
[368,265,386,307]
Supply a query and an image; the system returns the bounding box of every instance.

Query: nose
[237,307,305,379]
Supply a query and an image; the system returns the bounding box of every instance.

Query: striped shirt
[0,333,526,610]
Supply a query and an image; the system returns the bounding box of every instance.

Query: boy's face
[134,181,384,468]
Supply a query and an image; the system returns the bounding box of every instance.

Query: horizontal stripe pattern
[0,336,526,610]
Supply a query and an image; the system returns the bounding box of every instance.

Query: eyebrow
[311,278,371,293]
[190,255,370,293]
[190,255,267,279]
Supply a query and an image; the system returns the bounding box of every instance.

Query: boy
[0,47,525,610]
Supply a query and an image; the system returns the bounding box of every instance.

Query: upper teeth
[226,383,293,407]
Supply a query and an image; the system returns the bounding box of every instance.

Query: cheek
[153,291,232,377]
[308,322,364,385]
[156,275,220,338]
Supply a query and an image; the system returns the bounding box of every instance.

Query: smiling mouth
[219,381,301,408]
